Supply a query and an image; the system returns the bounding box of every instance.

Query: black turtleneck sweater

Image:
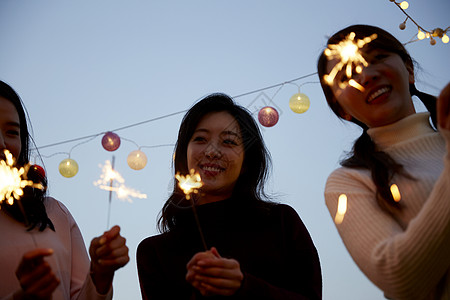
[137,197,322,299]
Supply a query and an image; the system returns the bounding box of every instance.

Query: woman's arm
[325,156,450,300]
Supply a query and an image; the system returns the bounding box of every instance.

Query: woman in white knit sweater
[317,24,450,299]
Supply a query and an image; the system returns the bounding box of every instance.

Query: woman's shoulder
[257,201,302,222]
[138,232,172,251]
[43,197,73,219]
[325,166,374,194]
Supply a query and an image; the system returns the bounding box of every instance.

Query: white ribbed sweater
[325,113,450,300]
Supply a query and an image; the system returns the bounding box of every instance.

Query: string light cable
[390,0,449,45]
[29,72,318,175]
[35,72,318,151]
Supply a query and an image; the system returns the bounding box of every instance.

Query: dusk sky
[1,1,449,299]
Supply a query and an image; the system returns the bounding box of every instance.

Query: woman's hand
[437,82,450,130]
[14,248,60,300]
[186,247,243,297]
[89,225,129,294]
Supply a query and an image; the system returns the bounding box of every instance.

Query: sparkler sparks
[0,150,43,206]
[94,160,147,203]
[334,194,347,225]
[324,32,377,91]
[175,169,203,200]
[390,184,401,202]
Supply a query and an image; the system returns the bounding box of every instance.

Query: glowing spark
[324,32,377,91]
[390,184,401,202]
[348,79,365,92]
[94,160,147,203]
[334,194,347,224]
[94,160,124,185]
[175,169,203,200]
[0,150,43,206]
[95,184,147,203]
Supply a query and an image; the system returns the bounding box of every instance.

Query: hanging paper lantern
[30,164,46,178]
[258,106,279,127]
[289,93,310,114]
[59,158,79,178]
[127,150,148,170]
[101,131,121,152]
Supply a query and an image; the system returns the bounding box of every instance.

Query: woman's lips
[367,86,391,103]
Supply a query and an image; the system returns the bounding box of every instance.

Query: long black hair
[0,80,54,231]
[158,93,272,232]
[317,25,437,214]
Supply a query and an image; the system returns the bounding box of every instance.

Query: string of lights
[34,72,318,177]
[390,0,449,45]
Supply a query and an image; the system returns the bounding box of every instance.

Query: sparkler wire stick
[106,155,115,229]
[175,170,207,251]
[189,195,208,251]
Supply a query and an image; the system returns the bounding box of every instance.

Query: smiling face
[327,49,416,128]
[0,96,21,161]
[187,111,245,204]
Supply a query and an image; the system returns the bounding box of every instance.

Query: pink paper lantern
[102,131,121,151]
[258,106,279,127]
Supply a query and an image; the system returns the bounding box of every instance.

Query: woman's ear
[406,63,415,84]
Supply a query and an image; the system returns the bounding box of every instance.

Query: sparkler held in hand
[94,156,147,229]
[175,168,207,250]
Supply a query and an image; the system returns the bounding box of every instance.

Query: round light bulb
[127,150,148,170]
[258,106,279,127]
[399,22,406,30]
[59,158,79,178]
[400,1,409,9]
[101,131,121,151]
[442,34,449,44]
[417,30,426,40]
[430,38,436,45]
[289,93,310,114]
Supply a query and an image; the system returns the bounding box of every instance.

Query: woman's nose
[355,65,379,87]
[204,144,222,159]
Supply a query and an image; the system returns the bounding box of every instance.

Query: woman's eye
[223,139,238,146]
[366,52,389,63]
[192,136,206,142]
[7,129,20,136]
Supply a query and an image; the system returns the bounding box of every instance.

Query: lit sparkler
[175,168,203,200]
[324,32,377,91]
[175,169,207,250]
[0,150,43,206]
[94,158,147,228]
[334,194,347,225]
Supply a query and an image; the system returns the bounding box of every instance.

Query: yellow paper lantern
[59,158,79,178]
[289,93,310,114]
[127,150,148,170]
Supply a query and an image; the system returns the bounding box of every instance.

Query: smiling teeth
[203,166,222,172]
[368,87,390,103]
